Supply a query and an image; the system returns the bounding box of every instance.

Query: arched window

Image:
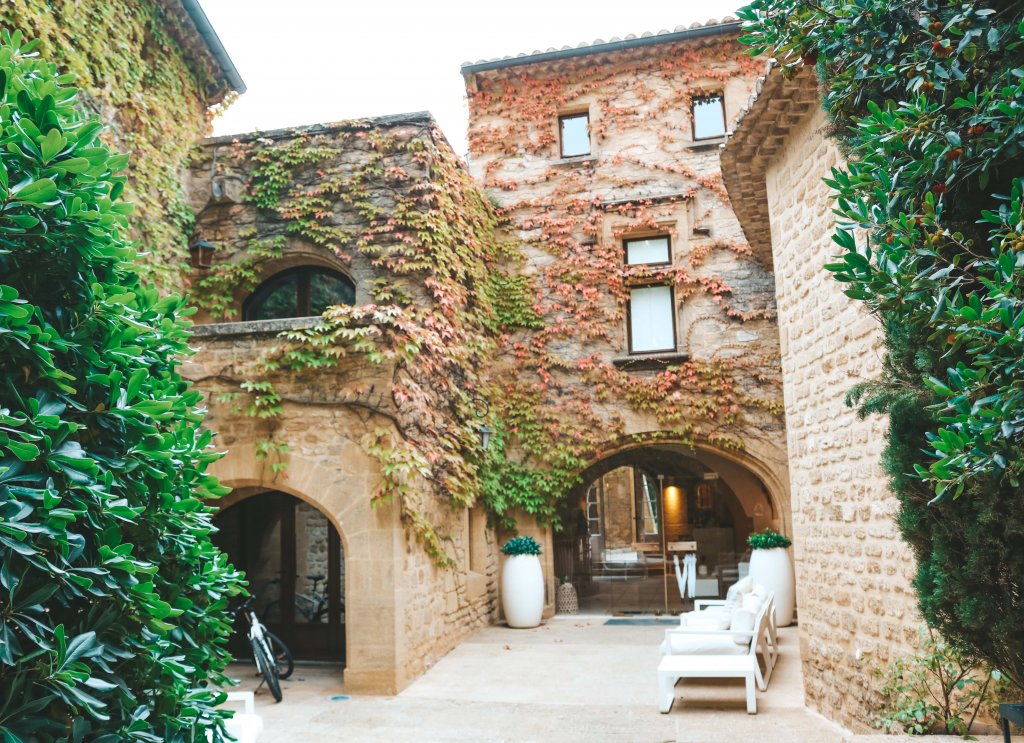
[243,266,355,321]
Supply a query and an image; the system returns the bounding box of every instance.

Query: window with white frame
[559,112,590,157]
[585,482,602,536]
[625,235,671,266]
[692,93,726,140]
[628,285,676,353]
[625,233,676,354]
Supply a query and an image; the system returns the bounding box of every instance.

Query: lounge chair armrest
[694,600,727,611]
[665,628,755,639]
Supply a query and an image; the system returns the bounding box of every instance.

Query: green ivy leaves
[0,29,243,741]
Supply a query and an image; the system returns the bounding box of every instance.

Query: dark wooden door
[214,491,345,663]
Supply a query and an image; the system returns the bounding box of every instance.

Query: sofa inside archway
[554,443,780,615]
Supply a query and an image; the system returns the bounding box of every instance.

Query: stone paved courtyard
[226,617,858,742]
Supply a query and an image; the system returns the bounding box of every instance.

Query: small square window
[625,235,671,266]
[559,112,590,157]
[692,94,726,140]
[628,285,676,354]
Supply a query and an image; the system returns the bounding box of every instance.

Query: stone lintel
[612,351,690,371]
[192,316,322,339]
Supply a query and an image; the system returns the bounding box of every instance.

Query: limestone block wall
[187,322,498,693]
[764,105,921,730]
[463,29,793,572]
[396,502,499,689]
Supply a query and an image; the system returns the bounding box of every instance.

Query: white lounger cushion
[730,608,756,645]
[741,592,763,613]
[683,612,731,630]
[666,633,748,655]
[727,576,753,599]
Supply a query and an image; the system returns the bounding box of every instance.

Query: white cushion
[667,633,747,656]
[750,585,769,603]
[741,593,762,613]
[727,576,753,600]
[681,612,730,630]
[729,608,756,646]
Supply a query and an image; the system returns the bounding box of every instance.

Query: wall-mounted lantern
[478,421,493,451]
[189,239,218,270]
[471,396,493,451]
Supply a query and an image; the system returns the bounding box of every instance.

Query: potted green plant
[747,528,796,626]
[501,536,544,628]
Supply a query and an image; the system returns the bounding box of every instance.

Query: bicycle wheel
[266,630,294,680]
[251,636,283,702]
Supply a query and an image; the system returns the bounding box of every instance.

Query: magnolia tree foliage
[0,31,242,740]
[739,0,1024,688]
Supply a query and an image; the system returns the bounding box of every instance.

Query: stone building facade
[183,115,499,694]
[721,64,921,731]
[0,0,245,286]
[462,22,792,615]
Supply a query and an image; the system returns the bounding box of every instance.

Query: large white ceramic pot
[501,554,544,628]
[749,547,796,626]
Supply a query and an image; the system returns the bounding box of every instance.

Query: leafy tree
[0,30,243,740]
[739,0,1024,690]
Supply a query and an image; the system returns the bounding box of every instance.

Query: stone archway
[553,436,790,615]
[207,446,405,693]
[214,490,346,662]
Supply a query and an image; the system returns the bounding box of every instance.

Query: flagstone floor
[226,618,856,743]
[225,616,877,742]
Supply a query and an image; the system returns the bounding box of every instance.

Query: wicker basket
[556,582,579,614]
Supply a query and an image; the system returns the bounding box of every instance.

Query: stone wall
[185,115,500,694]
[1,0,240,287]
[758,98,922,730]
[464,28,793,602]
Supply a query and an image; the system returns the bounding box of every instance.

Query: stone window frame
[626,283,679,356]
[690,91,728,141]
[623,234,673,268]
[557,107,592,159]
[242,264,356,322]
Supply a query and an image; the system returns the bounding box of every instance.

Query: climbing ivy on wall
[194,122,504,565]
[741,0,1024,691]
[193,36,784,565]
[465,37,784,528]
[1,0,226,289]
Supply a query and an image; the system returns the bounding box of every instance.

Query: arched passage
[214,490,346,664]
[555,441,785,614]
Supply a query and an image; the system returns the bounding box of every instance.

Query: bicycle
[294,573,329,623]
[232,596,293,702]
[264,573,333,624]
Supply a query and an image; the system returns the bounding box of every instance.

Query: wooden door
[214,492,345,663]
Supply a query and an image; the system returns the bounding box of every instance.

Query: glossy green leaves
[0,29,243,741]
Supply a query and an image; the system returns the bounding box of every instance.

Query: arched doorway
[554,444,779,614]
[214,491,346,663]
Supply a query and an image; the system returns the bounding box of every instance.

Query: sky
[200,0,745,156]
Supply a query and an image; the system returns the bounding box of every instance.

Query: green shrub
[873,627,1008,735]
[0,30,243,740]
[740,0,1024,692]
[501,536,542,556]
[747,528,792,550]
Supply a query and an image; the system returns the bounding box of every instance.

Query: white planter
[749,547,796,627]
[501,554,544,628]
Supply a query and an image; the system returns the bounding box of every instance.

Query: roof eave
[180,0,246,96]
[461,21,742,76]
[719,63,822,267]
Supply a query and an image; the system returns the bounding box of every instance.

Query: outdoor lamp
[471,395,493,451]
[189,239,218,269]
[478,422,493,451]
